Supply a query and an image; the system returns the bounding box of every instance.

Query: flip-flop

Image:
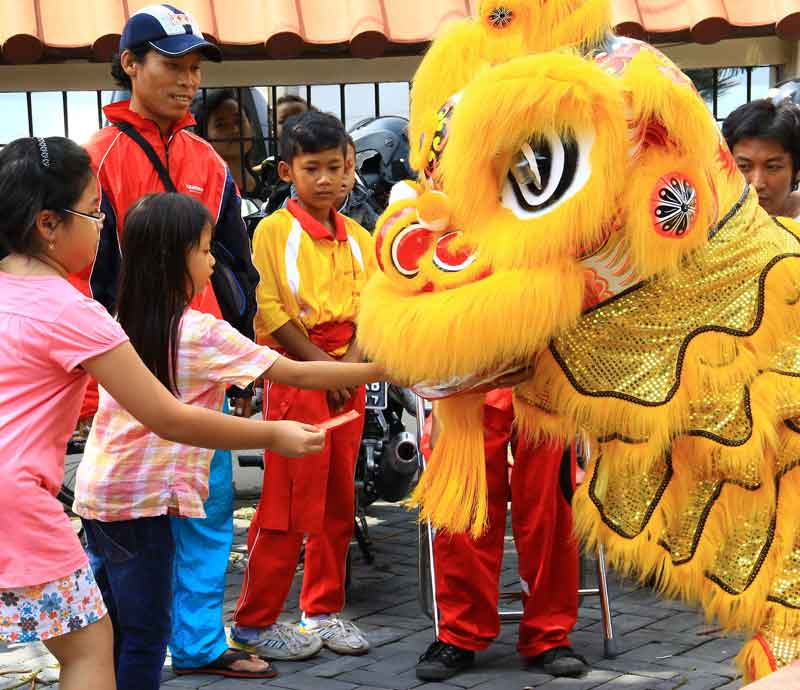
[173,648,277,679]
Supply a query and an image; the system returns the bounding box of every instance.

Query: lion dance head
[358,0,749,535]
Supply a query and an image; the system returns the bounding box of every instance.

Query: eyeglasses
[63,208,106,224]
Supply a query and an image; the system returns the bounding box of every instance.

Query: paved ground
[0,498,747,690]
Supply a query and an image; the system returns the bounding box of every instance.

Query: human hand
[327,388,352,413]
[233,397,253,418]
[270,421,325,457]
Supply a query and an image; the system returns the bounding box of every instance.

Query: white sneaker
[231,622,323,660]
[299,614,370,655]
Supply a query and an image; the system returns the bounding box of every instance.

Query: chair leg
[415,394,441,638]
[595,544,620,658]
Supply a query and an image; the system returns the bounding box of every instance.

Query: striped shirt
[73,309,278,521]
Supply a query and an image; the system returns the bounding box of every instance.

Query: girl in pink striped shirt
[73,192,384,688]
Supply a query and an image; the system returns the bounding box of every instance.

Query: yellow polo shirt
[251,199,376,356]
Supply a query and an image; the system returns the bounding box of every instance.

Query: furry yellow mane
[357,1,800,681]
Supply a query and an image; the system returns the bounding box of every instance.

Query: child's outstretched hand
[270,421,325,457]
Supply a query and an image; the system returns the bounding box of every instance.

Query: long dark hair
[117,193,213,395]
[0,137,92,258]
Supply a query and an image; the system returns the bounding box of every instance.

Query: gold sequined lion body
[356,0,800,681]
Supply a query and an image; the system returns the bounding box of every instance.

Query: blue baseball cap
[120,4,222,62]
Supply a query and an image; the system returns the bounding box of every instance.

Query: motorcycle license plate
[365,381,388,410]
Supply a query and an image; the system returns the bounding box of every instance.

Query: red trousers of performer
[234,384,366,627]
[425,390,578,658]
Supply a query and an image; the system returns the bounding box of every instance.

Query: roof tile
[1,0,799,65]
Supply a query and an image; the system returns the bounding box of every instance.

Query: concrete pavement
[0,498,749,689]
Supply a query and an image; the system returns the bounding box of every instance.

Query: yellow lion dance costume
[356,0,800,682]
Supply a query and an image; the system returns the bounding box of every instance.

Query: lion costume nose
[374,185,479,287]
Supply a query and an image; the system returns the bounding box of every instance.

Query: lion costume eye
[502,131,594,218]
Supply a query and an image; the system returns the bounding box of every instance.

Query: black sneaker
[528,646,589,677]
[415,640,475,680]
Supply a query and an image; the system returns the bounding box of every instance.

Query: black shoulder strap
[115,122,177,193]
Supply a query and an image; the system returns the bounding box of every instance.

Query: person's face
[732,137,797,216]
[276,102,308,140]
[124,50,202,129]
[39,177,103,274]
[279,148,345,213]
[207,98,253,160]
[186,224,215,298]
[338,144,356,203]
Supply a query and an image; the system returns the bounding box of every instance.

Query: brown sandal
[173,648,277,678]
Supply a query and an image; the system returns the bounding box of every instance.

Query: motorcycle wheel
[375,462,417,503]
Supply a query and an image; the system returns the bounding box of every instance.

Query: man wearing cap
[69,4,269,684]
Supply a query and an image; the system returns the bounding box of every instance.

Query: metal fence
[0,65,784,189]
[684,65,781,122]
[0,82,410,144]
[0,81,412,204]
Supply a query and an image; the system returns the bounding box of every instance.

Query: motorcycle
[352,382,420,564]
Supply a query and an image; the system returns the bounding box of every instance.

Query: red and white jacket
[70,100,258,337]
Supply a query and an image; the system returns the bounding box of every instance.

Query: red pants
[234,385,365,627]
[429,391,578,657]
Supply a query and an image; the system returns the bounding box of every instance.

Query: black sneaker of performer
[415,640,475,680]
[527,646,589,677]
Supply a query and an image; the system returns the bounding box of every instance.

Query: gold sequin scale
[551,192,800,414]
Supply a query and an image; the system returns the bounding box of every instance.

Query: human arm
[270,322,354,411]
[83,342,324,457]
[215,180,259,414]
[327,338,366,409]
[271,321,335,362]
[340,338,365,363]
[215,170,260,340]
[88,195,120,314]
[266,356,382,390]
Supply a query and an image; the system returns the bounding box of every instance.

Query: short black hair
[280,111,348,165]
[276,94,309,108]
[191,88,239,138]
[0,137,92,258]
[110,44,151,90]
[722,99,800,177]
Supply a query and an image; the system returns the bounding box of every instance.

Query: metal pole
[596,544,619,658]
[415,394,440,637]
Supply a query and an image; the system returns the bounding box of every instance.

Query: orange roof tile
[1,1,799,65]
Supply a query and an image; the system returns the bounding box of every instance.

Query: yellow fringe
[572,429,800,638]
[737,637,776,685]
[526,260,800,457]
[358,261,584,386]
[408,394,489,538]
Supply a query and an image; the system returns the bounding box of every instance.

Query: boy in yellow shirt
[232,111,376,659]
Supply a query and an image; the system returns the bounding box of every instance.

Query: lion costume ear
[409,0,611,175]
[609,43,730,276]
[408,4,531,174]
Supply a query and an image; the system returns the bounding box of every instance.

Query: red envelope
[317,409,361,432]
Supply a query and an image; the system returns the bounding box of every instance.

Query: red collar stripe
[287,198,347,241]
